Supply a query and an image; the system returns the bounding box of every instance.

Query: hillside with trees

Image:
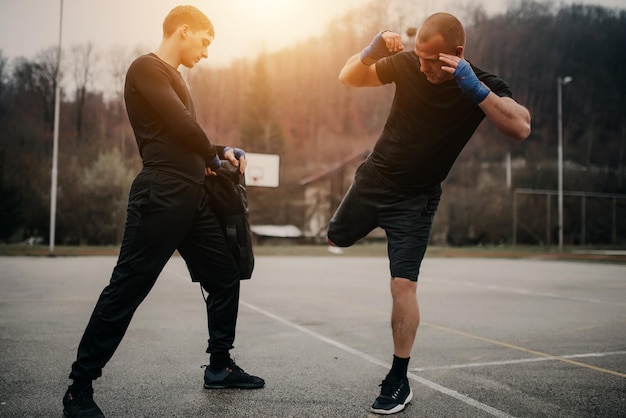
[1,0,624,246]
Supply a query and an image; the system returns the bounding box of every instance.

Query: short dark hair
[418,13,465,49]
[162,5,214,39]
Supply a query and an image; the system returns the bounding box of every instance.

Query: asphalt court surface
[0,255,625,417]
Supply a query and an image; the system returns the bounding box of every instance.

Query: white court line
[240,301,514,418]
[432,279,626,307]
[412,351,626,372]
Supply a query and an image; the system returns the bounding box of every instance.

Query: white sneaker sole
[370,388,413,415]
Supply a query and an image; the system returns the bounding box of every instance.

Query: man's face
[414,34,457,84]
[181,28,213,68]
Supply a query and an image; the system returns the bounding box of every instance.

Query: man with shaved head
[328,12,530,415]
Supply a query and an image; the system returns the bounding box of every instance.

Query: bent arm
[479,95,531,142]
[338,54,383,87]
[439,53,531,142]
[339,31,403,88]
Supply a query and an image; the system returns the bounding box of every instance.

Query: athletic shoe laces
[69,386,98,409]
[379,378,405,399]
[226,362,245,375]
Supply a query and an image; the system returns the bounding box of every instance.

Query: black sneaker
[370,375,413,415]
[62,385,105,418]
[203,361,265,389]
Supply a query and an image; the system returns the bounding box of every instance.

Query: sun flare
[241,0,296,18]
[224,0,316,53]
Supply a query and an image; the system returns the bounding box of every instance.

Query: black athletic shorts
[327,158,441,281]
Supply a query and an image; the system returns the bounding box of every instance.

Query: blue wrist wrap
[453,60,490,104]
[360,31,390,64]
[224,146,246,159]
[208,154,221,170]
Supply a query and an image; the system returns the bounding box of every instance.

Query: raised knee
[326,235,352,248]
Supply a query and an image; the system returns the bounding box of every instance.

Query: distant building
[299,150,374,242]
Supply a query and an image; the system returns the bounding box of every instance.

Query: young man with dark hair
[328,12,530,415]
[62,6,263,418]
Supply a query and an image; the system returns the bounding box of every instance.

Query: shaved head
[417,13,465,50]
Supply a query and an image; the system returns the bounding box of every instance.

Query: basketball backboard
[245,153,280,187]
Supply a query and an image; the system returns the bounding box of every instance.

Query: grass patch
[1,243,625,263]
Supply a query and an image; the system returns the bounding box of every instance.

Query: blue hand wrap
[207,154,221,170]
[224,146,246,159]
[360,31,390,64]
[453,60,490,104]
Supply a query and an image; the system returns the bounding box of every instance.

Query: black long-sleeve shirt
[124,53,223,185]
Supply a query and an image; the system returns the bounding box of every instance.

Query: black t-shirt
[373,51,512,191]
[124,53,221,185]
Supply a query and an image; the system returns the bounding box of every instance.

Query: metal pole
[557,76,572,252]
[546,193,551,246]
[557,77,564,252]
[512,191,517,246]
[506,152,511,189]
[49,0,63,255]
[613,197,617,244]
[581,195,586,245]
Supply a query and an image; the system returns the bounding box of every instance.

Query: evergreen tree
[240,55,284,154]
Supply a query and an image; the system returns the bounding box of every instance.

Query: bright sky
[0,0,374,66]
[0,0,624,66]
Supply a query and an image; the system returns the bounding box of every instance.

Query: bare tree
[12,47,61,132]
[0,51,8,113]
[107,45,139,155]
[69,42,98,141]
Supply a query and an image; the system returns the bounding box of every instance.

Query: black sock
[389,355,410,380]
[69,378,92,391]
[210,351,231,371]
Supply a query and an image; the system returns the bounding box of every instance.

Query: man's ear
[454,46,464,58]
[180,24,190,39]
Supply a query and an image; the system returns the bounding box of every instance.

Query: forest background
[0,0,625,247]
